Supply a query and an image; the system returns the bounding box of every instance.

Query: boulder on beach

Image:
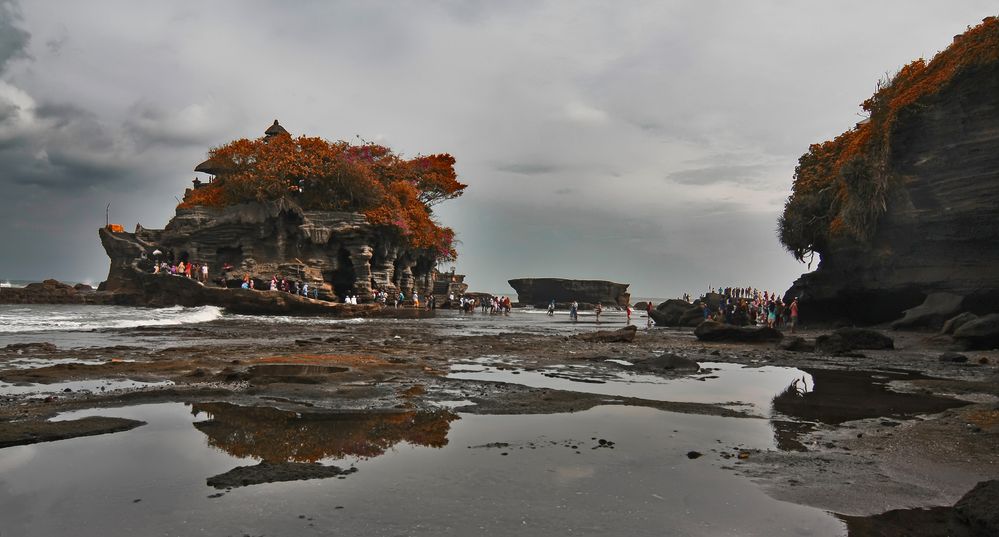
[778,336,814,352]
[633,353,699,372]
[693,320,783,343]
[648,299,691,327]
[574,325,637,343]
[952,313,999,350]
[940,312,979,336]
[954,479,999,536]
[890,292,965,330]
[814,327,894,355]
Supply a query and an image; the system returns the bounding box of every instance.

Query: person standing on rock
[790,298,799,333]
[646,301,654,328]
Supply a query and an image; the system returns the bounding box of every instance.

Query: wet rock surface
[1,316,996,535]
[0,416,145,448]
[814,327,894,355]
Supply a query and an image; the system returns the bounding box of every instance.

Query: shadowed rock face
[508,278,630,308]
[785,62,999,324]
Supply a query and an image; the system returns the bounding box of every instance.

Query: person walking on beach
[547,299,555,316]
[570,300,578,321]
[790,298,799,333]
[626,304,632,323]
[594,303,603,323]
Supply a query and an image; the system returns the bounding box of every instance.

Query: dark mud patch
[840,479,999,537]
[772,368,968,425]
[0,416,145,447]
[206,461,357,488]
[840,506,974,537]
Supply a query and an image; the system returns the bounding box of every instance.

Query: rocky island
[780,17,999,326]
[95,120,467,313]
[508,277,630,308]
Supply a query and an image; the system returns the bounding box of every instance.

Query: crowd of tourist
[701,286,799,332]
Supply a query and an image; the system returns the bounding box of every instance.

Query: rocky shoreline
[1,313,996,535]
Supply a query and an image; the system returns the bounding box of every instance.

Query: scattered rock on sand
[814,328,893,355]
[574,325,637,343]
[952,313,999,350]
[3,342,58,353]
[938,352,969,363]
[694,321,783,343]
[778,336,815,352]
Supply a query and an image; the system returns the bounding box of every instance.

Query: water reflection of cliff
[191,402,459,462]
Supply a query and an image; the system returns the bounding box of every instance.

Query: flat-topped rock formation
[780,18,999,325]
[508,278,630,308]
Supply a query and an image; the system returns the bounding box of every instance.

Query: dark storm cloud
[1,0,997,290]
[0,0,29,71]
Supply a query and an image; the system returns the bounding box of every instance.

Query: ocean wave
[0,305,224,333]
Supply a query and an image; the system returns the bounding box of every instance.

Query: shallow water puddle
[0,378,173,397]
[449,360,813,416]
[0,402,845,536]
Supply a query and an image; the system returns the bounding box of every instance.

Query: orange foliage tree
[179,130,466,261]
[779,16,999,261]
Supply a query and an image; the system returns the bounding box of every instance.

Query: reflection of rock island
[192,402,458,462]
[508,278,630,308]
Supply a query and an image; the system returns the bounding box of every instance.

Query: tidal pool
[449,359,813,416]
[0,402,845,536]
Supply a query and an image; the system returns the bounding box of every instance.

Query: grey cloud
[0,0,29,71]
[493,162,564,176]
[667,164,770,186]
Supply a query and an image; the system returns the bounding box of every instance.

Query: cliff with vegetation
[100,121,466,309]
[780,17,999,324]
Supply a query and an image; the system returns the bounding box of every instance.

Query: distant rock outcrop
[780,18,999,325]
[508,278,630,308]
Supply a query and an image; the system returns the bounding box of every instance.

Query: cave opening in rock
[330,248,356,300]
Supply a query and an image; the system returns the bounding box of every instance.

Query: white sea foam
[0,305,224,333]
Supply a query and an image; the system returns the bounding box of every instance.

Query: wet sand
[1,310,997,535]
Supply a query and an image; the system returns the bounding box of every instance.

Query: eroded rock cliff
[781,18,999,324]
[101,198,439,302]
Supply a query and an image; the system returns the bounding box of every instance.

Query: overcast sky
[0,1,995,298]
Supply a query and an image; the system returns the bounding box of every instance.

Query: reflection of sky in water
[449,360,813,416]
[0,403,844,537]
[0,378,173,396]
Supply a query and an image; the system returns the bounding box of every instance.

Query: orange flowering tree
[179,131,466,261]
[779,16,999,261]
